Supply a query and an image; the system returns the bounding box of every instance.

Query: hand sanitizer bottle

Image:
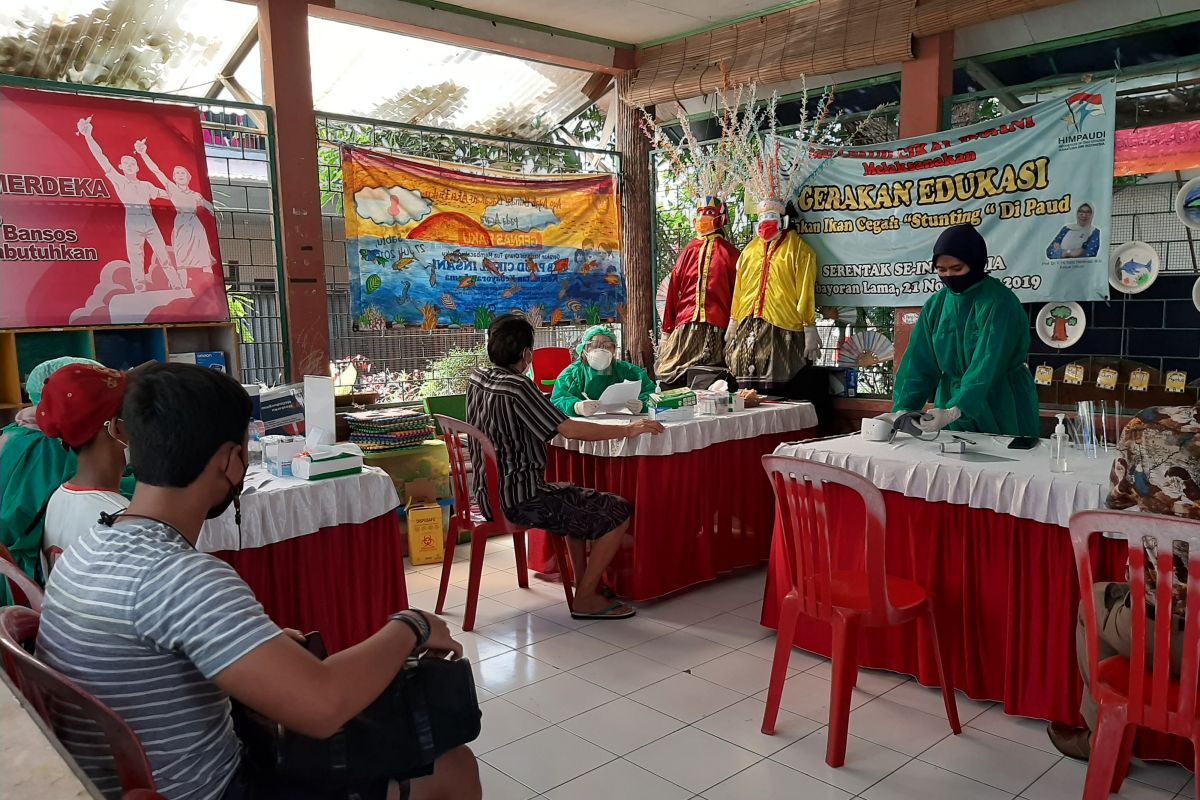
[1050,413,1069,473]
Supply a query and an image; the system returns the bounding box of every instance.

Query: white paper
[303,375,336,445]
[594,379,641,411]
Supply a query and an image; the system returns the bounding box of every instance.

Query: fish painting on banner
[776,80,1116,307]
[343,147,625,331]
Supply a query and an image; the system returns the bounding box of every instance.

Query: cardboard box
[168,351,227,372]
[405,496,445,566]
[262,435,305,477]
[260,384,305,436]
[291,446,364,480]
[363,440,452,503]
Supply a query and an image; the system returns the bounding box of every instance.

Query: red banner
[0,87,227,328]
[1115,120,1200,176]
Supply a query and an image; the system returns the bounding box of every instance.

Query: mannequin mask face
[693,208,724,236]
[757,211,784,242]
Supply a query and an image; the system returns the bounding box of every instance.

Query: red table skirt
[529,430,813,601]
[762,488,1192,767]
[213,513,408,655]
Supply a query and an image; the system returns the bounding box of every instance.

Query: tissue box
[292,447,364,480]
[405,498,445,566]
[262,435,305,477]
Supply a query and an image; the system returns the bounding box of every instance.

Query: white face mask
[107,421,130,466]
[585,349,613,371]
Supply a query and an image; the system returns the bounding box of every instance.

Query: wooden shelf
[0,322,241,405]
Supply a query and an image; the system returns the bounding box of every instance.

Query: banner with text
[781,80,1116,307]
[0,87,227,328]
[343,147,625,331]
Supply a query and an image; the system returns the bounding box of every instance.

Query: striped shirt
[466,366,567,517]
[36,519,282,800]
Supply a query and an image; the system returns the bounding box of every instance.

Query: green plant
[226,287,255,344]
[585,303,602,325]
[418,346,487,398]
[473,306,494,330]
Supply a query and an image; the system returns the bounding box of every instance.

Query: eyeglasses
[586,342,617,352]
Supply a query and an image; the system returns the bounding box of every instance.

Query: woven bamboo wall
[626,0,1073,107]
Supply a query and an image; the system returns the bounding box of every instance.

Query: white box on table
[648,405,695,423]
[262,435,305,477]
[292,445,364,480]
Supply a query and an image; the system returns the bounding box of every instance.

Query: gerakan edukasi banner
[343,147,625,331]
[0,87,226,328]
[779,80,1116,307]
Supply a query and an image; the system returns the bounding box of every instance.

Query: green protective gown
[893,275,1040,438]
[550,359,657,417]
[0,424,136,595]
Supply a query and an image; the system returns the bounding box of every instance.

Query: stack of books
[346,409,436,453]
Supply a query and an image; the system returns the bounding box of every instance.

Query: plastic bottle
[1049,413,1069,473]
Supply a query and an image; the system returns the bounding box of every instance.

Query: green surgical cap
[27,357,103,404]
[576,325,617,355]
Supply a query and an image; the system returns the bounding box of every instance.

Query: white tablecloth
[552,402,818,458]
[197,466,400,553]
[774,432,1113,528]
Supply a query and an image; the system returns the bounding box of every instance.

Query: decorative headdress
[637,93,744,207]
[727,77,877,214]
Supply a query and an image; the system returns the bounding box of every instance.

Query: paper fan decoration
[838,331,895,368]
[820,306,858,326]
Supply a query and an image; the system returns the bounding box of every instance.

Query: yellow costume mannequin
[726,199,820,388]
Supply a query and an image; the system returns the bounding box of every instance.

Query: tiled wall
[1023,176,1200,409]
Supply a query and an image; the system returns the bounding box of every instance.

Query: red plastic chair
[760,455,961,767]
[433,415,573,630]
[0,542,43,612]
[531,347,572,395]
[0,607,165,799]
[1070,510,1200,800]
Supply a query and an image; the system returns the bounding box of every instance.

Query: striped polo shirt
[466,366,568,518]
[36,519,282,800]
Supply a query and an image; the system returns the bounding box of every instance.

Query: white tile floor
[417,539,1196,799]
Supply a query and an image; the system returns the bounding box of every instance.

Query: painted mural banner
[0,87,226,328]
[343,147,625,331]
[777,80,1116,307]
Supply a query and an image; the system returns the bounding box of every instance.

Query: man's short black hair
[122,362,252,487]
[488,314,534,368]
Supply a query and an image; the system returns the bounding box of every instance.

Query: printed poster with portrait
[342,147,625,331]
[776,81,1117,306]
[0,87,226,328]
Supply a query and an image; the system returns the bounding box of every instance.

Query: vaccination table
[765,432,1190,766]
[528,402,818,601]
[198,466,407,653]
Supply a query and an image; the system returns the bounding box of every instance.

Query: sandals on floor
[571,601,636,621]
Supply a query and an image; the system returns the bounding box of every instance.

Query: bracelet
[388,610,430,648]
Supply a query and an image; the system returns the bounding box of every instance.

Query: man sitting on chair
[467,314,664,620]
[1048,403,1200,760]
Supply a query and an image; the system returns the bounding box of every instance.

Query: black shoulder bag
[231,632,482,798]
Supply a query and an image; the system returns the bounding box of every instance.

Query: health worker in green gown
[551,326,656,417]
[887,224,1040,438]
[0,357,134,588]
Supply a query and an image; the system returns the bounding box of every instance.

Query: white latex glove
[917,406,961,433]
[575,400,601,417]
[624,399,643,413]
[803,326,822,363]
[874,412,898,424]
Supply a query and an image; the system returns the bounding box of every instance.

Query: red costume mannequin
[656,197,740,387]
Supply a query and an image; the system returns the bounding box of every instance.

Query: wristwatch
[388,609,431,648]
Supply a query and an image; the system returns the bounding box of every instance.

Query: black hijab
[933,224,988,293]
